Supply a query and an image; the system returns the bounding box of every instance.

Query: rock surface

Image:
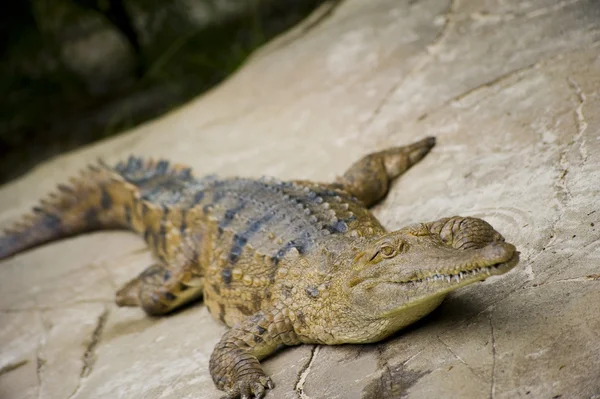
[1,0,599,398]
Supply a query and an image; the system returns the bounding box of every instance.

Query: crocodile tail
[0,156,195,260]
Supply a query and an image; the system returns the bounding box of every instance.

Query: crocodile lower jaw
[407,251,520,286]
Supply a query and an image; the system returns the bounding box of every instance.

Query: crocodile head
[346,217,519,338]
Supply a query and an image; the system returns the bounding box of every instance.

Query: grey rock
[1,0,599,397]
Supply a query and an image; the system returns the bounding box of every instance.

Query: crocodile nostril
[480,241,516,262]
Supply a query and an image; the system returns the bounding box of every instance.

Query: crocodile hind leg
[116,262,204,316]
[335,136,436,207]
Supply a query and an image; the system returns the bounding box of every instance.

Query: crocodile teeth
[420,265,499,284]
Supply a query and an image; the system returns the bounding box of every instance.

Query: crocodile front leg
[335,136,436,207]
[210,310,300,399]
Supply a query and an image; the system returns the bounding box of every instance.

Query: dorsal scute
[197,178,383,268]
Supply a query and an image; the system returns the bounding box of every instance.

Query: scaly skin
[0,137,519,398]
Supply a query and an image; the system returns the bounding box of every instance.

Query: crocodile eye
[380,245,396,258]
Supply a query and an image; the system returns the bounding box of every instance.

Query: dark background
[0,0,326,184]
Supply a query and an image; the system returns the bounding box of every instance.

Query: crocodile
[0,136,519,398]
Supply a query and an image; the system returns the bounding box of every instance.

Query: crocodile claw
[220,375,274,399]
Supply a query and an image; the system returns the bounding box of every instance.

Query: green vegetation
[0,0,324,182]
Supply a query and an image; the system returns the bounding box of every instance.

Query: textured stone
[1,0,599,398]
